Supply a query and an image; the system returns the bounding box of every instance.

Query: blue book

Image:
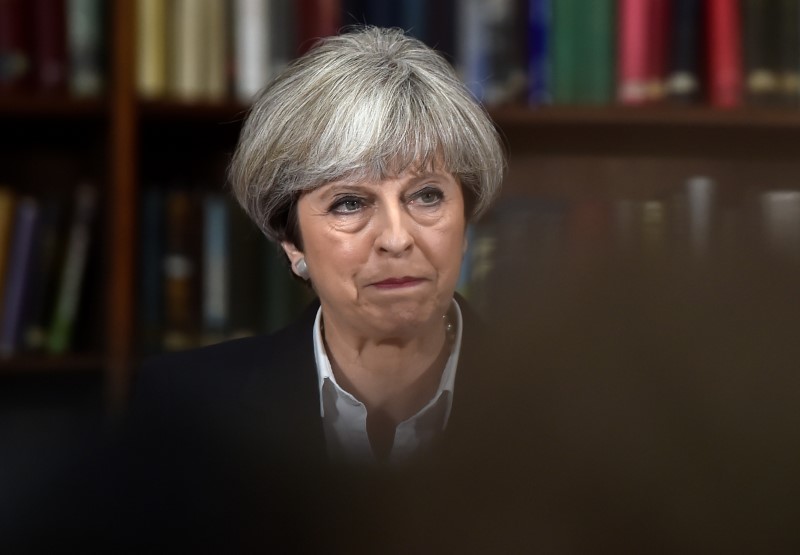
[202,194,230,342]
[0,198,41,357]
[528,0,553,105]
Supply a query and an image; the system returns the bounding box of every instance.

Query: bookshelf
[2,1,800,410]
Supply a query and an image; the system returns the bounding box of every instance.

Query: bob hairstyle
[229,26,506,246]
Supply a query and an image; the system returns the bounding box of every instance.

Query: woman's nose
[374,203,414,255]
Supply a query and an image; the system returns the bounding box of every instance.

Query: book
[23,194,67,352]
[201,194,230,344]
[228,199,266,338]
[170,0,205,101]
[777,0,800,106]
[67,0,104,96]
[0,187,15,320]
[553,0,615,105]
[32,0,68,92]
[297,0,341,55]
[581,0,615,105]
[139,187,165,355]
[233,0,271,102]
[527,0,553,106]
[457,0,526,105]
[760,190,800,258]
[46,184,97,354]
[617,0,651,105]
[665,0,703,104]
[0,0,31,92]
[707,0,743,108]
[135,0,168,99]
[161,189,201,351]
[646,0,670,102]
[742,0,780,106]
[203,0,229,101]
[0,197,39,357]
[686,176,715,257]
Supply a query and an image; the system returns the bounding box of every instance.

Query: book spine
[707,0,743,108]
[666,0,703,103]
[399,0,427,42]
[0,187,16,318]
[202,194,230,344]
[139,188,164,355]
[481,0,527,105]
[646,0,670,103]
[170,0,205,101]
[67,0,104,96]
[527,0,552,106]
[742,0,778,106]
[552,0,579,103]
[777,0,799,106]
[617,0,651,105]
[0,198,39,357]
[296,0,341,55]
[32,0,68,92]
[581,0,615,105]
[233,0,271,103]
[135,0,168,99]
[456,0,488,102]
[161,189,200,351]
[46,184,97,354]
[204,0,229,101]
[0,0,31,92]
[22,195,66,352]
[760,191,800,257]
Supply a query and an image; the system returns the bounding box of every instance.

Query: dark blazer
[123,295,501,551]
[131,294,493,463]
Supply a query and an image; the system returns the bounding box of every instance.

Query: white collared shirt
[312,299,463,465]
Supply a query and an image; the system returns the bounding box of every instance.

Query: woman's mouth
[371,277,425,289]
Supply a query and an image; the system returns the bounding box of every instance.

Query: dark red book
[0,0,32,92]
[707,0,743,108]
[32,0,67,92]
[646,0,671,103]
[296,0,341,55]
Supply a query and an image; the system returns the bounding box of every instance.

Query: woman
[135,26,505,469]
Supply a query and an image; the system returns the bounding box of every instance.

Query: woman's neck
[322,313,450,423]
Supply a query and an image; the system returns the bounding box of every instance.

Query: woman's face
[282,169,466,341]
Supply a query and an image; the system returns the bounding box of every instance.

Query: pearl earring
[295,258,309,280]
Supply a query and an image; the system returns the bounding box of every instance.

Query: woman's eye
[411,187,444,206]
[330,197,365,214]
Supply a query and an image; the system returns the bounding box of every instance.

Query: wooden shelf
[491,105,800,129]
[0,354,105,375]
[138,99,249,123]
[0,95,107,118]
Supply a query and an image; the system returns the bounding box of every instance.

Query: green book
[553,0,615,104]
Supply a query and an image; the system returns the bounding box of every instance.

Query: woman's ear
[281,241,307,279]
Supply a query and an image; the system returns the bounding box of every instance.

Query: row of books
[138,188,315,354]
[0,0,104,97]
[468,0,800,108]
[135,0,453,103]
[479,177,800,272]
[0,184,98,359]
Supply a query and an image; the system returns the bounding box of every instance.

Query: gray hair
[229,26,506,244]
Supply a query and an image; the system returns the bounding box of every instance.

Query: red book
[617,0,651,105]
[707,0,744,108]
[32,0,67,92]
[646,0,671,103]
[296,0,341,55]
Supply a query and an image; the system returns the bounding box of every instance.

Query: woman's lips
[371,277,425,289]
